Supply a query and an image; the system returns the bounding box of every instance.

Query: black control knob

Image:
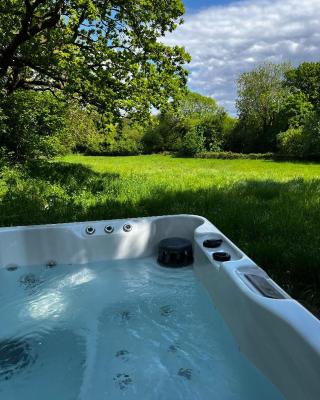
[203,239,223,248]
[213,251,231,262]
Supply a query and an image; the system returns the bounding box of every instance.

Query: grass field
[1,154,320,314]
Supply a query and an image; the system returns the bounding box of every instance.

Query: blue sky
[165,0,320,115]
[184,0,239,12]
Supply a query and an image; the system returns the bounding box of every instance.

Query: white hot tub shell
[0,214,319,399]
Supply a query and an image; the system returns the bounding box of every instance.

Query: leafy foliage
[178,91,220,117]
[196,114,226,151]
[285,62,320,111]
[0,90,106,160]
[106,120,144,155]
[0,0,190,121]
[179,125,205,156]
[0,90,67,160]
[142,113,184,153]
[231,61,320,157]
[277,127,305,158]
[277,113,320,159]
[234,63,291,152]
[274,92,314,130]
[142,91,231,154]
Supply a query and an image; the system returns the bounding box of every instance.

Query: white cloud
[164,0,320,115]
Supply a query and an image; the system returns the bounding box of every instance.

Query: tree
[285,62,320,111]
[177,91,221,118]
[0,90,67,159]
[61,100,107,153]
[179,125,205,156]
[277,112,320,159]
[143,91,229,153]
[106,118,145,155]
[235,62,291,151]
[0,90,106,160]
[0,0,190,121]
[273,92,314,131]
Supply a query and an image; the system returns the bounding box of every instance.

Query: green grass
[1,154,320,314]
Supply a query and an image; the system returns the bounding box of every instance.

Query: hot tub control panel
[244,273,286,299]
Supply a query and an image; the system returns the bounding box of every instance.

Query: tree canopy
[234,63,291,151]
[285,62,320,111]
[231,61,320,157]
[177,91,221,118]
[236,63,290,130]
[142,91,231,154]
[0,0,190,120]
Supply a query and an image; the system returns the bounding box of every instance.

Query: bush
[303,112,320,157]
[61,103,107,154]
[179,125,205,156]
[223,120,245,152]
[142,126,166,153]
[277,127,305,158]
[142,92,232,154]
[0,91,67,160]
[0,91,109,160]
[107,135,143,155]
[195,114,225,152]
[103,120,144,155]
[142,114,184,153]
[196,151,274,160]
[277,113,320,159]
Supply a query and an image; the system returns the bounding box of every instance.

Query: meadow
[0,154,319,314]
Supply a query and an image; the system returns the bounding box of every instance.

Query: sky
[164,0,320,115]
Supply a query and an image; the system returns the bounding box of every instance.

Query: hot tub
[0,215,319,399]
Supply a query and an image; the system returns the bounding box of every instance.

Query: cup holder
[203,239,223,248]
[213,251,231,262]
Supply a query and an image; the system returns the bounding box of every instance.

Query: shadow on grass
[0,160,319,314]
[26,160,120,193]
[0,160,121,226]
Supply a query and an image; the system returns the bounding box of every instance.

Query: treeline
[1,61,320,161]
[0,90,235,160]
[143,61,320,159]
[232,62,320,158]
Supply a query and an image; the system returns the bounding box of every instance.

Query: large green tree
[143,91,229,153]
[177,91,221,118]
[0,0,190,120]
[235,63,291,152]
[285,62,320,111]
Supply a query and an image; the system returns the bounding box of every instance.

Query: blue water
[0,258,284,399]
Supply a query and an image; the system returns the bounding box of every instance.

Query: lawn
[0,154,320,314]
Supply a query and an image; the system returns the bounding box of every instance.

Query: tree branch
[71,9,87,42]
[11,56,65,84]
[0,0,63,77]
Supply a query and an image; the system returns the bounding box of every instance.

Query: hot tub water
[0,257,284,400]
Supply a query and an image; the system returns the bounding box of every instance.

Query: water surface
[0,258,284,399]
